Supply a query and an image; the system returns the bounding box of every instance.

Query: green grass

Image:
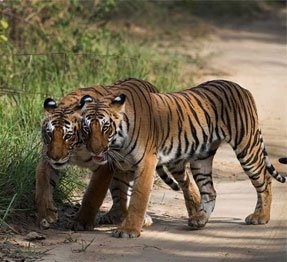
[0,0,195,223]
[0,52,188,222]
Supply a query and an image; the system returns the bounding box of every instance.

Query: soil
[1,8,286,262]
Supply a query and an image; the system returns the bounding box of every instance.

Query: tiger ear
[110,94,126,112]
[79,95,93,109]
[44,98,57,113]
[111,94,126,105]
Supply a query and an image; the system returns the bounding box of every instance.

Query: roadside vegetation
[0,0,280,225]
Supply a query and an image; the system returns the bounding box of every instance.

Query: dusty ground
[1,8,286,262]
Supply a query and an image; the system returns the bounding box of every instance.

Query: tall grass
[0,54,188,221]
[0,0,194,222]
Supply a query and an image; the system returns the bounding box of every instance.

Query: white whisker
[107,150,131,170]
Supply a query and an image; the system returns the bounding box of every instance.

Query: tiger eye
[64,134,73,140]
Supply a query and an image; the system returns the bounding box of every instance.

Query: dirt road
[41,180,286,262]
[38,9,287,262]
[196,10,287,158]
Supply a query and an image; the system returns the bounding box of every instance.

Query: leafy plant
[0,19,9,42]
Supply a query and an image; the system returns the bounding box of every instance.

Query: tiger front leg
[35,158,59,229]
[99,170,154,227]
[98,171,130,225]
[112,156,157,238]
[73,164,113,231]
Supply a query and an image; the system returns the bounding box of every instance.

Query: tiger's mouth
[47,158,69,169]
[92,151,108,164]
[52,162,68,169]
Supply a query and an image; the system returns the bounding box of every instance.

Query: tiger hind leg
[188,155,217,229]
[164,164,203,229]
[244,177,272,225]
[241,164,272,225]
[235,131,272,225]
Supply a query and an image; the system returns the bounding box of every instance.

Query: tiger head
[79,93,128,165]
[41,97,83,169]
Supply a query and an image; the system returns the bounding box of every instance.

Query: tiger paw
[188,211,209,229]
[142,213,153,228]
[38,206,58,229]
[72,214,95,231]
[39,218,51,229]
[245,212,270,225]
[112,228,140,238]
[98,210,124,225]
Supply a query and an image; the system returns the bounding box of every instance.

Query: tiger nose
[47,146,67,162]
[47,152,62,162]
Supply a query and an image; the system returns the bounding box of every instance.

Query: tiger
[36,78,179,230]
[79,79,286,238]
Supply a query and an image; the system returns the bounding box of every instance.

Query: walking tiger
[79,79,286,238]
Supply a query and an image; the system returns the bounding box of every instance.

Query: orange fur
[81,79,286,238]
